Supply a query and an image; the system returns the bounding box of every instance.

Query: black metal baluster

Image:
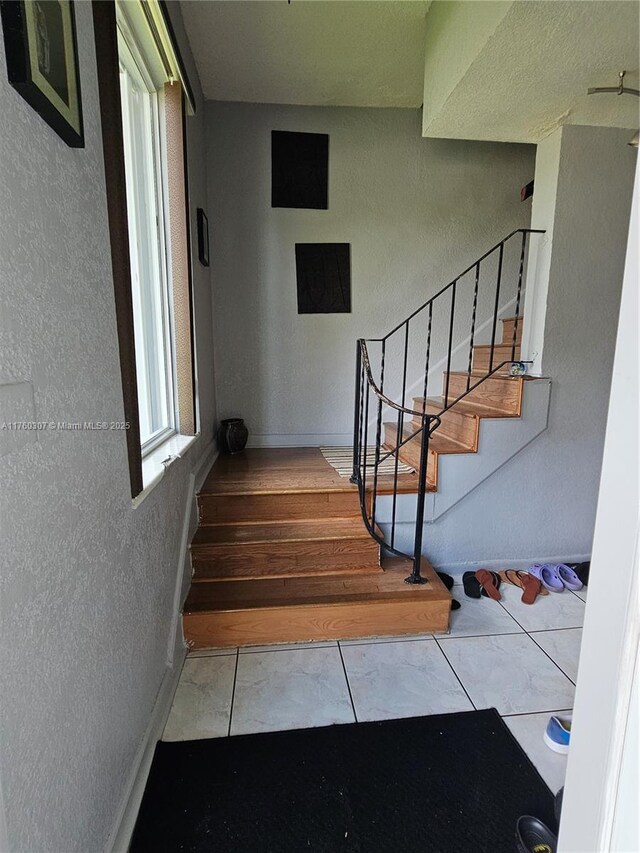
[421,302,433,415]
[350,342,362,483]
[361,381,370,523]
[356,351,366,485]
[390,322,410,549]
[489,242,504,373]
[405,415,430,584]
[444,281,457,408]
[467,263,480,391]
[512,231,527,360]
[370,341,386,528]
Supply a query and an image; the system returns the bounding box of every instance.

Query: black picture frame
[272,130,329,210]
[1,0,84,148]
[197,208,209,267]
[295,243,351,314]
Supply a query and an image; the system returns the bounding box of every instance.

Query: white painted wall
[421,1,640,143]
[0,4,215,851]
[421,0,512,134]
[206,102,535,445]
[558,160,638,853]
[365,125,636,571]
[521,127,563,373]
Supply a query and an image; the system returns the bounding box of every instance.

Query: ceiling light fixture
[587,70,640,97]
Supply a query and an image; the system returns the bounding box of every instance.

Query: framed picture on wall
[0,0,84,147]
[197,207,209,267]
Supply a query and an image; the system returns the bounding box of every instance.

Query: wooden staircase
[182,315,534,650]
[183,449,451,649]
[383,316,526,491]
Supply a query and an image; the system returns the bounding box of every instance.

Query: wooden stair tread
[185,564,448,613]
[417,396,519,419]
[385,422,474,455]
[447,370,524,381]
[199,447,417,497]
[472,343,521,353]
[192,518,372,547]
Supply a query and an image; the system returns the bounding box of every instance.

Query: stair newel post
[512,231,527,361]
[350,341,362,484]
[405,415,431,585]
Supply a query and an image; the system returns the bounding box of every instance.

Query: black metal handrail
[350,228,544,584]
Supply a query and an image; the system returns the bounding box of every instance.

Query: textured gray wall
[206,102,535,444]
[0,4,215,851]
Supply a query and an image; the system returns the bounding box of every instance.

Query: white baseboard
[247,433,351,448]
[193,441,217,490]
[105,639,187,853]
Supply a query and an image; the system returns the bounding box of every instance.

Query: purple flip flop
[529,563,564,592]
[556,563,584,591]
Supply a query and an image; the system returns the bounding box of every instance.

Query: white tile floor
[163,583,587,793]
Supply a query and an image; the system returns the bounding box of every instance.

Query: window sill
[132,432,200,508]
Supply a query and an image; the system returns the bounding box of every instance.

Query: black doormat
[131,709,556,853]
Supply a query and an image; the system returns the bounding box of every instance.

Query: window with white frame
[117,26,176,454]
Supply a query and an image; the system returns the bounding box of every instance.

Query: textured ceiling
[422,1,640,143]
[179,0,430,107]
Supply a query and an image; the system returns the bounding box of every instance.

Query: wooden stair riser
[198,491,362,525]
[184,597,450,649]
[382,424,437,488]
[501,317,523,347]
[411,400,478,449]
[443,373,523,415]
[191,538,381,580]
[472,343,521,373]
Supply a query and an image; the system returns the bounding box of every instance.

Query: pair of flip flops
[529,563,583,592]
[464,569,547,604]
[463,570,502,601]
[499,569,546,604]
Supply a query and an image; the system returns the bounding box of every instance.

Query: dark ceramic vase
[217,418,248,454]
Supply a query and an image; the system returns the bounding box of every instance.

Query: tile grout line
[226,648,240,737]
[501,707,573,719]
[337,642,359,723]
[526,634,578,686]
[433,636,477,711]
[492,598,581,687]
[237,642,338,655]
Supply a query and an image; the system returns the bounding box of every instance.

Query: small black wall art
[1,0,84,147]
[295,243,351,314]
[197,208,209,267]
[272,130,328,209]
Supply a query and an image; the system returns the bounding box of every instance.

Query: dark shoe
[437,572,461,610]
[463,570,482,599]
[555,787,563,825]
[516,816,557,853]
[572,561,590,586]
